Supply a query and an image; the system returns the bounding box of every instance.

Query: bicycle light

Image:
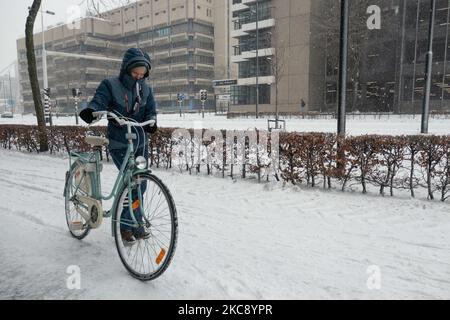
[135,156,147,170]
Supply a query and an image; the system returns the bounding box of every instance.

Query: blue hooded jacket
[80,48,157,150]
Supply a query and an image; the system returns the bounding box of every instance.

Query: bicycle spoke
[144,241,156,273]
[114,174,177,280]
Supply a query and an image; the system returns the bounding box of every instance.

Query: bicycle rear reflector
[69,221,83,231]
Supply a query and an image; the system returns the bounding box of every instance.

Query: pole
[202,100,205,119]
[75,97,79,125]
[396,0,407,114]
[337,0,349,136]
[421,0,436,134]
[2,80,7,112]
[412,0,421,116]
[8,71,13,114]
[255,0,259,119]
[41,8,50,124]
[227,0,231,116]
[48,94,53,126]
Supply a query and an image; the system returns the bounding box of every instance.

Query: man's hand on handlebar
[145,121,157,134]
[80,108,96,124]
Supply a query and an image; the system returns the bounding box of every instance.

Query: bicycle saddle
[85,136,110,147]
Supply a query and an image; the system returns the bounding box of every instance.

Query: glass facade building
[230,0,450,114]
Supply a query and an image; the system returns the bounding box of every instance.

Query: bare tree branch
[269,26,288,122]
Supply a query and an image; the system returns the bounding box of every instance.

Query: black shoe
[133,226,151,240]
[120,230,137,246]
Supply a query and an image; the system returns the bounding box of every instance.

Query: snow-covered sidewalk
[0,149,449,299]
[2,113,450,136]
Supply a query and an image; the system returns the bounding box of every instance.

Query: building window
[231,85,270,105]
[326,82,337,104]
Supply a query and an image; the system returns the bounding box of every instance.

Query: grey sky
[0,0,89,75]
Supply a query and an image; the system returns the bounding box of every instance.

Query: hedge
[1,124,449,202]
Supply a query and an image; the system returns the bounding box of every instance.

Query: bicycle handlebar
[91,111,156,127]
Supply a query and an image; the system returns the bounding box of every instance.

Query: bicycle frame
[103,137,149,230]
[66,111,153,234]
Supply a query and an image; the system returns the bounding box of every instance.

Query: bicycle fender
[133,168,152,176]
[63,170,70,197]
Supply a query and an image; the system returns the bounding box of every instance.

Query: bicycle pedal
[69,221,84,231]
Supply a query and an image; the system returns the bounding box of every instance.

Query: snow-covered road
[0,150,450,299]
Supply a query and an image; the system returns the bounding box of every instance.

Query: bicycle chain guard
[74,195,103,229]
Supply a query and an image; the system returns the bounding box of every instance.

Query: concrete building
[0,73,20,114]
[212,0,238,113]
[229,0,321,115]
[17,0,220,114]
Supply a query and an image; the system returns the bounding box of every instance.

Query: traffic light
[72,88,82,97]
[200,90,207,102]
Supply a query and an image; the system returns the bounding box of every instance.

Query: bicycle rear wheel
[113,172,178,281]
[64,161,92,240]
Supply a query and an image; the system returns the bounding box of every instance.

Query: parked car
[1,112,13,118]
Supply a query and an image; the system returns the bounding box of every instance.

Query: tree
[26,0,48,152]
[268,28,288,128]
[85,0,133,18]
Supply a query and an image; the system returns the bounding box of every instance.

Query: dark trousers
[110,145,148,231]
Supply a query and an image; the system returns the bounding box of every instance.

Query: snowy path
[0,150,450,299]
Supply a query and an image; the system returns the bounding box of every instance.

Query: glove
[145,122,157,134]
[80,108,95,124]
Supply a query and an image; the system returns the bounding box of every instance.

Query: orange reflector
[155,248,166,265]
[132,199,140,210]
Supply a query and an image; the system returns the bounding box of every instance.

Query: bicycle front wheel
[113,172,178,281]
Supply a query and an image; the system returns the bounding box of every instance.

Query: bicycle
[63,111,178,281]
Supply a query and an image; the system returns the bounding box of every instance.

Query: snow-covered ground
[1,149,450,299]
[1,113,450,136]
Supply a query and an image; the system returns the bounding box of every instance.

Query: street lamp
[29,6,55,125]
[421,0,436,134]
[41,8,55,125]
[337,0,349,137]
